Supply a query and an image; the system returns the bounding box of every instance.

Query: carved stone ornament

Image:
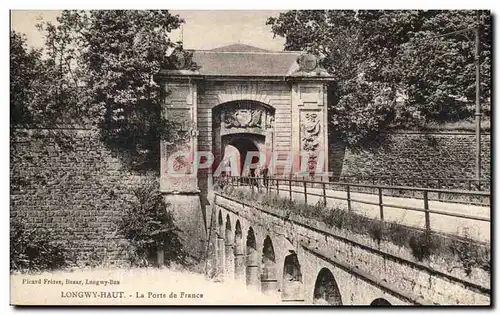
[224,109,263,129]
[301,113,321,152]
[165,46,201,71]
[266,114,275,129]
[297,54,318,72]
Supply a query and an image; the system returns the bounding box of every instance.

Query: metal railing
[214,175,490,239]
[332,175,490,192]
[251,174,490,205]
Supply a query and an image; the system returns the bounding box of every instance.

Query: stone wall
[10,128,150,267]
[329,131,491,189]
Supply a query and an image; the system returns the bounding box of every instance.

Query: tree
[27,10,187,170]
[267,10,492,146]
[117,177,186,267]
[10,31,43,126]
[80,10,185,170]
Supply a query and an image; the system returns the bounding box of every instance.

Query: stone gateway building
[155,43,335,258]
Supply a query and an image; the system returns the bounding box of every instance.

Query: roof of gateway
[193,44,301,76]
[190,44,305,77]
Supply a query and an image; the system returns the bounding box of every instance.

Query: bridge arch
[246,227,260,290]
[224,215,234,279]
[234,220,245,282]
[261,236,278,295]
[312,268,342,305]
[282,252,304,303]
[370,298,392,306]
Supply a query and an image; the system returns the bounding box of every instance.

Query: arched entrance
[246,227,260,290]
[212,100,275,176]
[312,268,342,305]
[234,221,245,282]
[261,236,278,295]
[282,252,304,303]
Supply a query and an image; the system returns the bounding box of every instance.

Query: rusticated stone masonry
[10,128,149,267]
[329,131,491,189]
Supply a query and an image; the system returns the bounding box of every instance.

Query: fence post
[289,178,292,200]
[346,184,352,212]
[322,183,327,206]
[378,187,384,221]
[423,190,430,235]
[303,181,308,205]
[468,179,472,191]
[436,179,441,201]
[276,179,280,195]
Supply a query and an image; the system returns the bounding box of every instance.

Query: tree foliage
[10,31,48,126]
[11,10,187,170]
[267,10,491,145]
[117,177,186,266]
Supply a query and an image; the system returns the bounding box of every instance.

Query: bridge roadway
[243,185,490,243]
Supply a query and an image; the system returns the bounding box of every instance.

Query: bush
[10,216,69,272]
[449,229,491,276]
[117,177,185,267]
[408,232,439,261]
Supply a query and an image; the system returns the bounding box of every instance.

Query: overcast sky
[10,10,287,51]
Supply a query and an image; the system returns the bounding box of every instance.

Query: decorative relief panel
[300,110,322,173]
[212,101,274,137]
[223,108,263,129]
[167,108,192,131]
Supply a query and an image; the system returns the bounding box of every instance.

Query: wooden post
[157,242,164,268]
[322,182,327,206]
[475,10,482,188]
[289,178,292,200]
[378,187,384,221]
[303,181,308,205]
[276,179,280,195]
[347,185,351,212]
[424,191,430,234]
[437,179,441,201]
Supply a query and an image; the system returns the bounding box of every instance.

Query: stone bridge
[207,191,490,305]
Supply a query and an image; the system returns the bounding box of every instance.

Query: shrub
[408,232,439,261]
[117,177,185,267]
[449,229,491,276]
[10,216,69,272]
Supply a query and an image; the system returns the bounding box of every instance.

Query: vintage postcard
[10,9,491,306]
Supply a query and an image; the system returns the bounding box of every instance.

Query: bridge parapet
[207,189,490,305]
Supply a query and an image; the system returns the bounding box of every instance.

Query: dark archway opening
[313,268,342,305]
[282,252,304,303]
[246,227,260,290]
[223,135,263,178]
[370,298,392,306]
[261,236,278,295]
